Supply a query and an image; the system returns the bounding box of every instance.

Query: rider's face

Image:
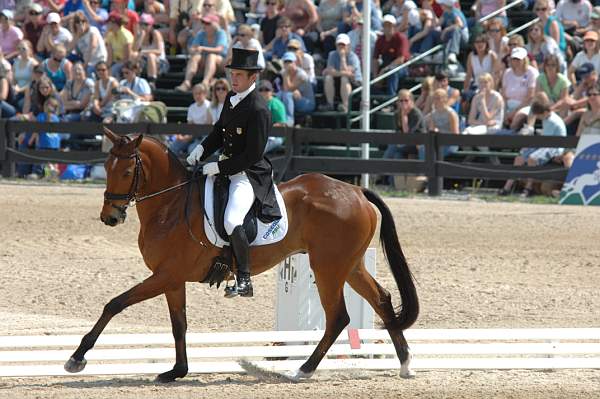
[230,69,256,93]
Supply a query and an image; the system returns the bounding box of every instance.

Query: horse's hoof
[64,357,87,373]
[282,368,313,382]
[155,367,188,383]
[400,367,416,379]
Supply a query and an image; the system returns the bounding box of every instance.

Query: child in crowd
[169,82,211,157]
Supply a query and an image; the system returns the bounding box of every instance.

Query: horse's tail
[362,188,419,331]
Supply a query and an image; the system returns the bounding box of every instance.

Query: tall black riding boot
[227,225,253,297]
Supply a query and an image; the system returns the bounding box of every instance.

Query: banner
[560,134,600,205]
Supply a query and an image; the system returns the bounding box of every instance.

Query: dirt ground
[0,181,599,399]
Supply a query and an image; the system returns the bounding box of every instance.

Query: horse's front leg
[156,284,188,383]
[64,273,173,373]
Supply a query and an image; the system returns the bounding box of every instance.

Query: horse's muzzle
[100,211,126,226]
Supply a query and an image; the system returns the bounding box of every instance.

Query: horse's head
[100,127,145,227]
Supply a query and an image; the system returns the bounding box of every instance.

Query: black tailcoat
[200,88,282,222]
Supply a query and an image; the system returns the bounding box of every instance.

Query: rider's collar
[229,82,256,108]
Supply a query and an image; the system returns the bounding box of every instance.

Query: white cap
[336,33,350,45]
[437,0,455,7]
[0,9,13,19]
[510,46,528,60]
[382,14,397,25]
[47,12,61,24]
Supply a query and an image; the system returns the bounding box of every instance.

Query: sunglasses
[287,46,299,50]
[399,99,410,102]
[267,1,277,4]
[280,25,291,28]
[29,11,41,15]
[238,33,247,37]
[203,3,215,7]
[589,92,600,97]
[215,87,227,91]
[535,7,548,11]
[122,70,132,75]
[39,86,51,90]
[508,43,519,47]
[488,28,500,33]
[96,67,107,71]
[18,46,27,51]
[258,88,271,92]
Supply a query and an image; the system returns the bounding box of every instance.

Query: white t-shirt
[571,51,600,75]
[187,99,211,124]
[78,26,107,67]
[502,66,539,103]
[52,27,74,47]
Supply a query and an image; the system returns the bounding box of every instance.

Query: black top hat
[226,48,263,71]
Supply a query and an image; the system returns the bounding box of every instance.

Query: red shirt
[374,31,410,67]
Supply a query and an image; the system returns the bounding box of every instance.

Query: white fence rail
[1,328,599,377]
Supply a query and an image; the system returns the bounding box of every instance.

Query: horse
[64,128,419,382]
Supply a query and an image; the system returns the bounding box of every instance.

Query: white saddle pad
[203,175,288,248]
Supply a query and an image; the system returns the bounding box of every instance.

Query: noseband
[104,150,144,211]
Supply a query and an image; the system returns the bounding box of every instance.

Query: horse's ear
[133,134,144,148]
[104,127,120,143]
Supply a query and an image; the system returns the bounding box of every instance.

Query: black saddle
[209,174,258,244]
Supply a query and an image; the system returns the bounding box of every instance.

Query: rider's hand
[186,144,204,165]
[202,162,219,176]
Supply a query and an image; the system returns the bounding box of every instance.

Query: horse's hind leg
[286,264,350,381]
[156,284,188,383]
[346,261,415,378]
[64,272,173,374]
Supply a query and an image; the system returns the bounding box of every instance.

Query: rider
[187,48,281,298]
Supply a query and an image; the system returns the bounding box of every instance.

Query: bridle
[103,148,190,212]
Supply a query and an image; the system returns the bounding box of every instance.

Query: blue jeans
[418,144,459,160]
[278,91,315,126]
[0,100,16,118]
[441,26,469,56]
[384,67,408,96]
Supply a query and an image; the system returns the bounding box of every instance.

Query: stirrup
[224,279,239,298]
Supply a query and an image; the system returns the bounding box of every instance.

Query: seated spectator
[211,0,237,31]
[525,21,566,73]
[316,0,347,55]
[176,9,205,55]
[555,0,591,39]
[422,88,459,159]
[373,15,410,96]
[132,13,169,87]
[167,0,202,50]
[349,0,382,32]
[499,96,566,197]
[0,9,23,60]
[485,18,508,60]
[568,30,600,85]
[414,75,434,113]
[286,38,315,85]
[12,40,39,110]
[278,51,315,125]
[68,12,107,76]
[409,8,437,55]
[42,44,73,92]
[265,16,305,61]
[464,73,504,136]
[383,89,426,164]
[23,4,46,53]
[437,0,468,64]
[502,47,538,126]
[347,16,377,60]
[117,60,153,102]
[63,0,86,16]
[226,24,265,70]
[536,54,570,118]
[390,0,422,38]
[61,62,94,122]
[575,85,600,136]
[88,60,119,122]
[0,63,15,118]
[535,0,566,54]
[591,6,600,34]
[463,33,497,103]
[175,13,228,91]
[209,77,231,123]
[111,0,140,35]
[283,0,318,38]
[22,75,63,121]
[37,13,73,57]
[433,70,460,113]
[563,62,598,130]
[105,11,134,79]
[170,82,211,157]
[81,0,109,35]
[320,33,362,112]
[258,79,287,152]
[259,0,283,49]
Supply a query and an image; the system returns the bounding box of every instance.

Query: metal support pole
[360,0,371,189]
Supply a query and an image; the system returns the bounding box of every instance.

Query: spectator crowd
[0,0,594,194]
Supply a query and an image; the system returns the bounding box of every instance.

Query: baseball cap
[336,33,350,45]
[576,62,595,81]
[108,11,123,24]
[258,80,274,92]
[29,4,44,13]
[140,13,155,26]
[0,9,13,19]
[584,30,599,41]
[281,51,297,62]
[510,47,528,60]
[287,39,302,50]
[382,14,396,25]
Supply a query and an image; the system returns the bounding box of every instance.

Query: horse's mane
[140,135,191,178]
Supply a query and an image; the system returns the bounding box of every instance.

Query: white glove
[186,144,204,165]
[202,162,220,176]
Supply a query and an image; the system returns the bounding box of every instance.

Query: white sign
[275,249,376,331]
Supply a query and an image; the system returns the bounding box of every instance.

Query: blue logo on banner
[560,140,600,205]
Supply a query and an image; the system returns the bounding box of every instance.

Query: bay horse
[64,129,419,381]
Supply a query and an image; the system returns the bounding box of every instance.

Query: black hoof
[64,356,87,373]
[155,366,188,383]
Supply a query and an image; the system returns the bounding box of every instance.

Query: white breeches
[224,172,256,235]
